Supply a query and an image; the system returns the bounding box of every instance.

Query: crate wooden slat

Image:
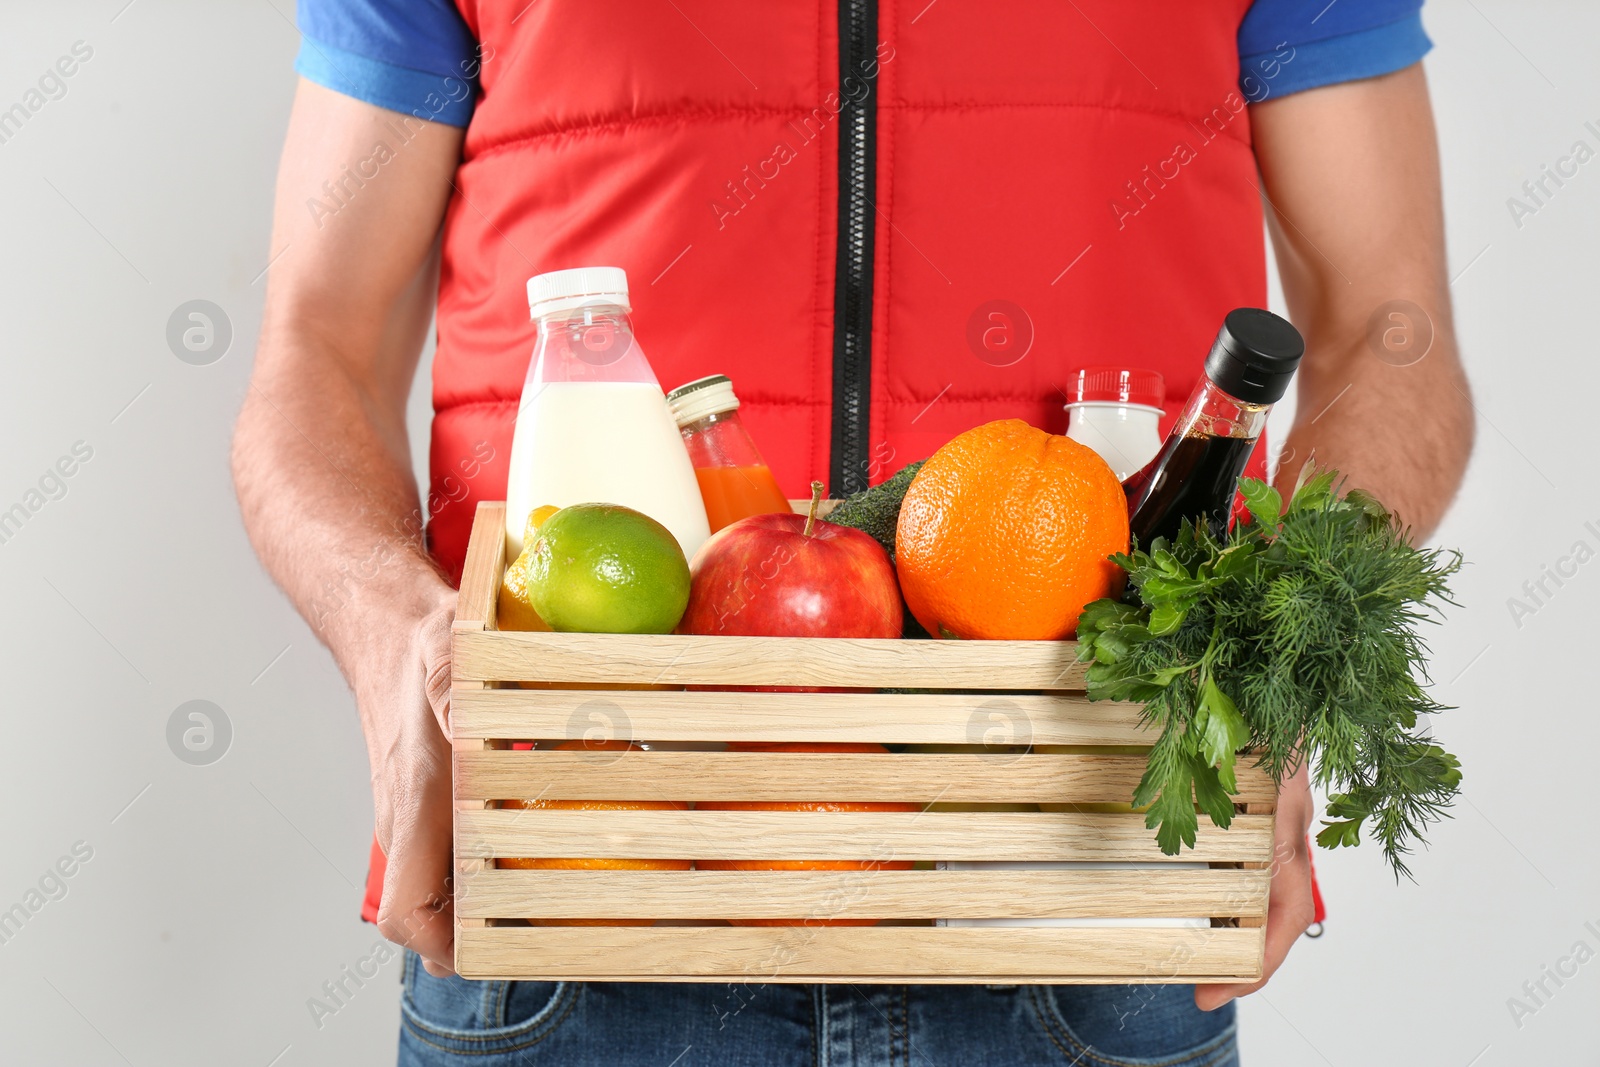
[454,629,1088,689]
[452,501,1275,984]
[456,868,1271,921]
[457,809,1274,863]
[456,750,1279,805]
[450,687,1154,745]
[457,926,1267,982]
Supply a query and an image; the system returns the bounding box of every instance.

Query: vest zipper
[829,0,879,496]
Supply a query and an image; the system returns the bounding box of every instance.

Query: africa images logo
[0,41,94,148]
[0,441,94,548]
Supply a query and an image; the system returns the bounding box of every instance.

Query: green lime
[526,504,691,634]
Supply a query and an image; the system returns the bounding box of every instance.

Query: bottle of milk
[505,267,711,561]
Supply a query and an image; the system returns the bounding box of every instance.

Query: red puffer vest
[424,0,1268,583]
[367,0,1274,922]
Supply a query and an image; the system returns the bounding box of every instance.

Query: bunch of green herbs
[1075,464,1463,878]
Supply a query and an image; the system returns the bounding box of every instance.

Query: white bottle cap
[665,374,739,428]
[526,266,630,319]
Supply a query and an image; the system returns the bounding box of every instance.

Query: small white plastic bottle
[504,267,711,560]
[1062,366,1166,481]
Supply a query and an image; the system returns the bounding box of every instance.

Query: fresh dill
[1075,464,1463,878]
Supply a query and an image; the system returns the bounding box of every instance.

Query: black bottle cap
[1203,308,1305,405]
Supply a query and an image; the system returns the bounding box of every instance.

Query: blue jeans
[398,952,1238,1066]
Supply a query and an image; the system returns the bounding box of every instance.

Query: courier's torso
[426,0,1266,582]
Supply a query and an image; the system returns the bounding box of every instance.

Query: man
[232,0,1473,1062]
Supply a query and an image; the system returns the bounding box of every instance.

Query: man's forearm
[1272,326,1473,542]
[231,330,452,693]
[1252,66,1476,542]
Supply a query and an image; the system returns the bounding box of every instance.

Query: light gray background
[1,2,1595,1064]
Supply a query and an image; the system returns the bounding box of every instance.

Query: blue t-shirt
[295,0,1432,128]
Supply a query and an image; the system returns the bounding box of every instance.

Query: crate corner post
[452,500,506,978]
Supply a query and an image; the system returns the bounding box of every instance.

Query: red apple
[680,482,902,638]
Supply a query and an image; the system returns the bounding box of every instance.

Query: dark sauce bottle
[1124,308,1306,548]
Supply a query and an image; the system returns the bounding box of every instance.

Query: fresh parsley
[1075,463,1463,878]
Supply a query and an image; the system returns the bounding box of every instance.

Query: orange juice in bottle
[666,375,793,533]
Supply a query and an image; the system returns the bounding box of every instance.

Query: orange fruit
[499,505,561,632]
[895,419,1129,640]
[698,742,916,927]
[498,740,689,926]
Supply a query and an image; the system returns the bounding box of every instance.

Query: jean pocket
[1028,984,1238,1067]
[400,952,578,1056]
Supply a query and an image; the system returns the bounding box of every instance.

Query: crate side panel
[456,868,1271,921]
[451,688,1147,745]
[454,631,1088,689]
[455,926,1266,981]
[457,809,1275,864]
[456,751,1278,805]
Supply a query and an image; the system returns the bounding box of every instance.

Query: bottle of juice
[505,267,711,561]
[665,374,793,533]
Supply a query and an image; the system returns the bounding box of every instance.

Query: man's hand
[1195,765,1315,1012]
[365,594,458,976]
[232,81,465,974]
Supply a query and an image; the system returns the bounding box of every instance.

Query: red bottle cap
[1065,367,1165,409]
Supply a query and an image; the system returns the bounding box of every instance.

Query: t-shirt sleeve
[1237,0,1432,102]
[293,0,482,127]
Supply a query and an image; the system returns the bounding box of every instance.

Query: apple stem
[803,480,825,538]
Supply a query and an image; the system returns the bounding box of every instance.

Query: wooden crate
[452,501,1274,984]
